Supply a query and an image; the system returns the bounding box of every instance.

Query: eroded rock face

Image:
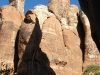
[78,0,100,52]
[17,10,56,75]
[48,0,70,28]
[62,28,82,75]
[18,10,37,68]
[67,5,79,29]
[0,5,23,26]
[33,5,54,28]
[17,10,39,75]
[0,5,22,74]
[79,10,100,71]
[9,0,25,19]
[40,16,67,75]
[1,0,100,75]
[16,3,82,75]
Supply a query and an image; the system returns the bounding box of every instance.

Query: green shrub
[83,65,100,75]
[95,72,100,75]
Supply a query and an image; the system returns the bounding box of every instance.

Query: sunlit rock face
[0,5,22,74]
[33,5,54,29]
[47,0,70,29]
[0,0,100,75]
[9,0,25,19]
[67,5,79,29]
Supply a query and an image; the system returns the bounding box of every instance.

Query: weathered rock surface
[40,16,67,75]
[18,10,37,68]
[48,0,79,30]
[62,28,82,75]
[78,0,100,52]
[0,5,23,25]
[79,10,100,71]
[0,5,22,74]
[67,5,79,29]
[33,5,54,28]
[0,0,100,75]
[17,10,56,75]
[48,0,70,28]
[17,10,38,75]
[9,0,25,19]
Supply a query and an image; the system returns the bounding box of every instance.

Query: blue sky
[0,0,80,13]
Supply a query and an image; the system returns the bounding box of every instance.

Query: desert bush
[95,72,100,75]
[83,65,100,75]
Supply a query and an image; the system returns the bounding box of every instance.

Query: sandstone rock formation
[0,0,100,75]
[0,5,23,74]
[40,16,67,75]
[62,8,82,75]
[33,5,54,29]
[78,0,100,51]
[18,10,37,69]
[79,10,100,71]
[17,10,56,75]
[9,0,25,19]
[17,4,82,75]
[67,5,79,29]
[48,0,79,30]
[62,28,82,75]
[48,0,70,29]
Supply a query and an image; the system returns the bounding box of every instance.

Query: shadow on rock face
[78,0,100,52]
[77,15,85,61]
[14,16,56,75]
